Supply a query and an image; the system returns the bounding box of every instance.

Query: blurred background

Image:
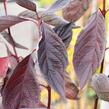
[0,0,109,109]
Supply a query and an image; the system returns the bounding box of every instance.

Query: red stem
[47,86,51,109]
[94,0,106,109]
[39,84,51,108]
[3,0,18,57]
[102,0,106,17]
[94,97,99,109]
[4,0,7,15]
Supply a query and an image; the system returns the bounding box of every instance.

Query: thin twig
[39,84,51,108]
[39,84,48,89]
[94,97,99,109]
[3,0,18,57]
[47,86,51,109]
[106,9,109,14]
[93,0,106,109]
[102,0,106,17]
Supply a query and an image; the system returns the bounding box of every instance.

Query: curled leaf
[15,0,36,12]
[0,15,28,32]
[73,10,106,88]
[62,0,90,22]
[19,10,69,26]
[47,0,70,12]
[2,55,45,109]
[38,23,68,98]
[91,74,109,102]
[53,23,73,48]
[65,73,79,100]
[1,31,28,50]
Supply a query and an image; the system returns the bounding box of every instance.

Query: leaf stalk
[47,86,51,109]
[3,0,18,57]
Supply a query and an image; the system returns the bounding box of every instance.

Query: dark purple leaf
[38,23,68,98]
[47,0,70,12]
[37,11,69,27]
[0,15,28,32]
[19,10,69,26]
[2,55,45,109]
[62,0,90,22]
[1,31,28,50]
[15,0,36,12]
[53,23,73,48]
[73,10,106,88]
[63,0,90,22]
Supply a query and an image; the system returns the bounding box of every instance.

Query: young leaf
[39,11,69,27]
[0,15,28,32]
[1,31,28,50]
[0,57,9,78]
[91,74,109,102]
[53,23,73,48]
[73,10,106,88]
[65,73,79,100]
[2,55,45,109]
[15,0,36,12]
[38,23,68,98]
[19,10,69,26]
[62,0,90,22]
[47,0,70,12]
